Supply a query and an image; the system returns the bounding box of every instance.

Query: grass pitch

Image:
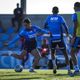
[0,69,80,80]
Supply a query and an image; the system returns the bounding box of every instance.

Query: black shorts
[23,38,37,53]
[51,40,66,52]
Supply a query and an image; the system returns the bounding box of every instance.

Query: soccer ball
[14,65,23,72]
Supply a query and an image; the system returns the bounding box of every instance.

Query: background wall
[0,14,73,28]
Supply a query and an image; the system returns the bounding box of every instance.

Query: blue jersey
[8,25,48,45]
[19,25,48,40]
[45,14,68,41]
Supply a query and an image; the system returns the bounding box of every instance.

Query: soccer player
[44,6,72,76]
[70,2,80,75]
[2,18,49,72]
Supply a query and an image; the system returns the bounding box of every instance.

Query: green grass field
[0,69,80,80]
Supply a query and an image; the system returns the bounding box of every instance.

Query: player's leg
[21,52,29,67]
[70,48,79,68]
[59,41,70,68]
[30,48,41,72]
[50,42,57,74]
[12,50,26,60]
[70,37,79,75]
[59,40,73,76]
[1,50,27,60]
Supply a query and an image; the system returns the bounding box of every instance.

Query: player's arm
[6,30,24,46]
[61,17,69,36]
[34,26,50,35]
[73,21,77,38]
[44,16,52,37]
[71,13,78,44]
[72,13,78,38]
[44,22,48,29]
[63,23,69,36]
[7,35,20,46]
[44,16,49,30]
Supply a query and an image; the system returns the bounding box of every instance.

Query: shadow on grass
[55,72,80,77]
[55,73,68,76]
[0,77,44,80]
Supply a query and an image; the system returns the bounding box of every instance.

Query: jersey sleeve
[44,16,49,29]
[72,13,77,22]
[60,16,66,24]
[34,26,49,34]
[8,30,25,46]
[60,16,69,34]
[8,35,20,46]
[19,30,25,37]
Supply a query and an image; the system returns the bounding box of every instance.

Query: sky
[0,0,80,14]
[0,0,20,14]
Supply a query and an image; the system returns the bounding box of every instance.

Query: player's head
[17,3,19,8]
[23,18,31,28]
[52,6,59,14]
[74,2,80,11]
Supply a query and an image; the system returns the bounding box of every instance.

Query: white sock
[52,59,56,67]
[74,65,79,71]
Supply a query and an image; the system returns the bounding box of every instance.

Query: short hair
[74,2,80,7]
[52,6,59,14]
[17,3,19,6]
[24,18,31,24]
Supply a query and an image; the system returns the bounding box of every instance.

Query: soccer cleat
[68,71,74,77]
[29,68,36,73]
[53,66,57,74]
[53,69,57,74]
[73,70,80,75]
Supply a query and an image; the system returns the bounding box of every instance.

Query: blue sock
[74,65,79,71]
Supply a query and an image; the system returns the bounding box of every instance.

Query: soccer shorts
[51,39,66,53]
[23,38,37,53]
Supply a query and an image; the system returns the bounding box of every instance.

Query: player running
[2,18,49,72]
[44,6,73,76]
[70,2,80,75]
